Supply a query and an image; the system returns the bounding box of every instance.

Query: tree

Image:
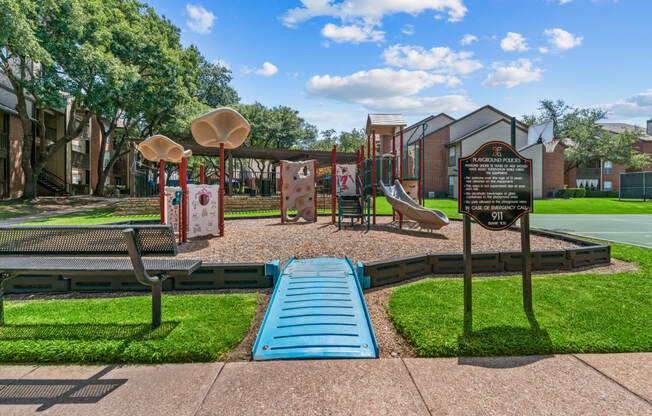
[232,103,318,184]
[195,53,239,107]
[524,99,651,172]
[0,0,92,199]
[309,128,365,152]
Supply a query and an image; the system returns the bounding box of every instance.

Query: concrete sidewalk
[0,353,650,415]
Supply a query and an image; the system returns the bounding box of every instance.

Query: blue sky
[149,0,652,132]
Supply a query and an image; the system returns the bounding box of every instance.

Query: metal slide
[252,257,378,360]
[380,180,450,230]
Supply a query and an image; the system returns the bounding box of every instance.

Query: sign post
[458,141,533,313]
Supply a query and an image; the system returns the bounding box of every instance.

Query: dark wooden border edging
[362,228,611,288]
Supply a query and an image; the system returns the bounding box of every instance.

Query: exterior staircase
[38,168,69,196]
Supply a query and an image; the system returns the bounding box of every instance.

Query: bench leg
[152,279,162,328]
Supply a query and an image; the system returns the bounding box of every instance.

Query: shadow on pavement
[0,366,126,411]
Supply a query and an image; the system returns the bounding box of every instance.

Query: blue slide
[252,257,378,360]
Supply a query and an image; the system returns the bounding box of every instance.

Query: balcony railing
[576,167,601,180]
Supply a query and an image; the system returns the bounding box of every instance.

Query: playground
[2,108,639,365]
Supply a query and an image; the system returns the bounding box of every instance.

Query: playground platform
[252,257,378,360]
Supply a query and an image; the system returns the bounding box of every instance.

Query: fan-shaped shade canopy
[137,135,192,163]
[190,107,250,149]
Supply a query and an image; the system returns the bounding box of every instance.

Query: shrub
[586,190,619,198]
[557,188,586,198]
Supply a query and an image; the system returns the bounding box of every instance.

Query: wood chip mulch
[177,216,582,264]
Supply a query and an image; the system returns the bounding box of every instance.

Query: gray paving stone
[577,352,652,402]
[404,355,652,415]
[197,359,429,416]
[0,363,222,415]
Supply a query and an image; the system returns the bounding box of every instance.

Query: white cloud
[253,62,278,76]
[382,44,482,75]
[358,95,476,114]
[500,32,529,52]
[306,67,475,115]
[321,23,384,43]
[482,59,543,88]
[186,4,216,34]
[307,68,449,101]
[282,0,468,27]
[603,89,652,118]
[244,62,278,76]
[544,28,583,50]
[538,47,549,54]
[402,24,415,35]
[460,34,478,46]
[558,0,572,4]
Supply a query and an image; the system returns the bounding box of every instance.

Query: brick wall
[8,114,24,198]
[423,126,450,195]
[542,143,565,196]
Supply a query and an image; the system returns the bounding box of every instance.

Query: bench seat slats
[0,225,177,256]
[0,258,201,276]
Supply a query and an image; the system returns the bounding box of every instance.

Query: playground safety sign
[458,141,533,231]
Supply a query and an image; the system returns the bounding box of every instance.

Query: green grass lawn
[15,197,650,225]
[0,201,49,221]
[0,293,257,363]
[389,242,651,357]
[19,208,159,225]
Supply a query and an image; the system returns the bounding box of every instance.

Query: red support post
[313,160,318,222]
[200,164,205,184]
[159,159,165,225]
[331,145,336,223]
[280,161,284,223]
[372,129,376,225]
[356,150,360,195]
[180,157,188,243]
[399,128,404,229]
[392,134,396,221]
[219,143,225,237]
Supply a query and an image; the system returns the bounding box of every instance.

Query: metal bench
[0,224,178,256]
[0,229,201,328]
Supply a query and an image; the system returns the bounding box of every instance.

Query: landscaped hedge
[557,188,586,198]
[586,190,619,198]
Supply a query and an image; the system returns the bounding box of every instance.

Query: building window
[448,176,455,196]
[72,168,83,185]
[604,181,613,191]
[104,152,110,168]
[72,139,85,153]
[604,161,613,175]
[448,147,456,166]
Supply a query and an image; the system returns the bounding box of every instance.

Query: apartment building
[377,105,564,200]
[0,69,131,198]
[564,122,652,191]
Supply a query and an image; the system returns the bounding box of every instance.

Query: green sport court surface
[530,214,652,248]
